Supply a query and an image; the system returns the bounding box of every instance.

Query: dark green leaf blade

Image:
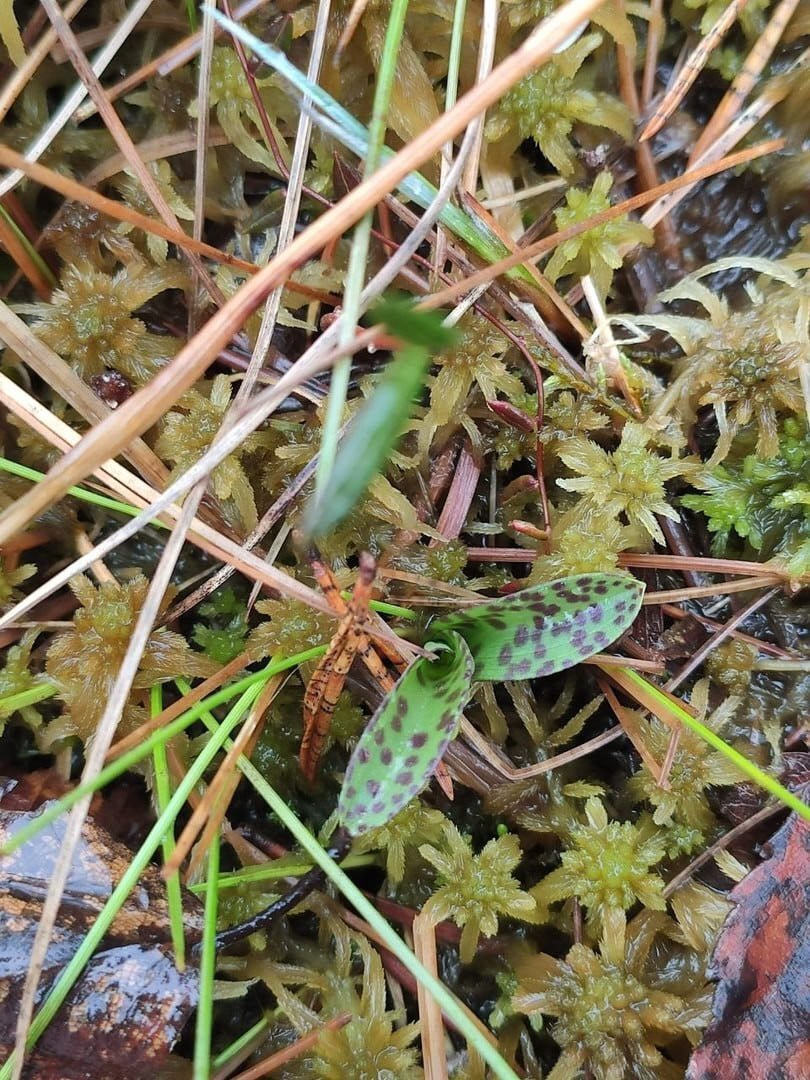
[432,574,644,681]
[338,631,474,836]
[302,302,455,539]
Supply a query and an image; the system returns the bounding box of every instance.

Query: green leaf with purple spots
[338,631,474,837]
[431,574,644,682]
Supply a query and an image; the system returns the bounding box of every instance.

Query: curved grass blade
[205,7,539,292]
[339,631,474,836]
[302,299,455,538]
[432,574,644,681]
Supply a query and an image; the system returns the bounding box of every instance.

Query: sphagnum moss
[2,1,809,1076]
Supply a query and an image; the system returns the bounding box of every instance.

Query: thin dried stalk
[227,1014,353,1080]
[0,144,257,274]
[423,139,783,311]
[10,477,207,1079]
[642,576,783,604]
[0,0,613,542]
[689,0,802,161]
[413,913,450,1080]
[167,674,284,879]
[640,0,752,141]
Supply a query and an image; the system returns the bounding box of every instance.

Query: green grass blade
[433,574,644,681]
[0,650,326,857]
[0,456,164,525]
[0,682,57,717]
[151,685,186,970]
[190,852,377,894]
[314,0,411,497]
[212,1017,269,1070]
[303,299,454,536]
[303,343,429,537]
[193,832,220,1080]
[203,738,519,1080]
[0,682,265,1080]
[616,667,810,822]
[339,631,474,835]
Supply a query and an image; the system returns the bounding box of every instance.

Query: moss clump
[544,172,653,301]
[45,575,217,742]
[527,511,635,583]
[0,630,47,736]
[191,587,250,664]
[419,313,523,457]
[626,680,745,831]
[0,559,35,610]
[250,595,336,659]
[531,798,667,932]
[683,418,810,576]
[484,34,631,176]
[156,374,270,530]
[704,639,758,694]
[420,822,537,963]
[512,911,709,1080]
[190,45,293,170]
[557,423,694,545]
[18,259,186,385]
[353,798,447,883]
[646,263,808,461]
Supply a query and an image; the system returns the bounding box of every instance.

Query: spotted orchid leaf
[432,574,644,682]
[338,631,474,836]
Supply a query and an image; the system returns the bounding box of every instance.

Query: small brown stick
[0,204,52,298]
[663,803,783,898]
[639,0,752,141]
[336,0,372,56]
[661,603,797,659]
[598,675,664,785]
[459,716,626,783]
[621,553,788,577]
[460,190,588,338]
[421,139,783,312]
[641,575,783,604]
[434,444,481,540]
[221,0,290,177]
[106,649,255,761]
[612,0,682,263]
[164,673,284,878]
[225,1014,353,1080]
[337,905,504,1049]
[641,0,664,108]
[689,0,801,162]
[164,449,323,624]
[413,912,450,1080]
